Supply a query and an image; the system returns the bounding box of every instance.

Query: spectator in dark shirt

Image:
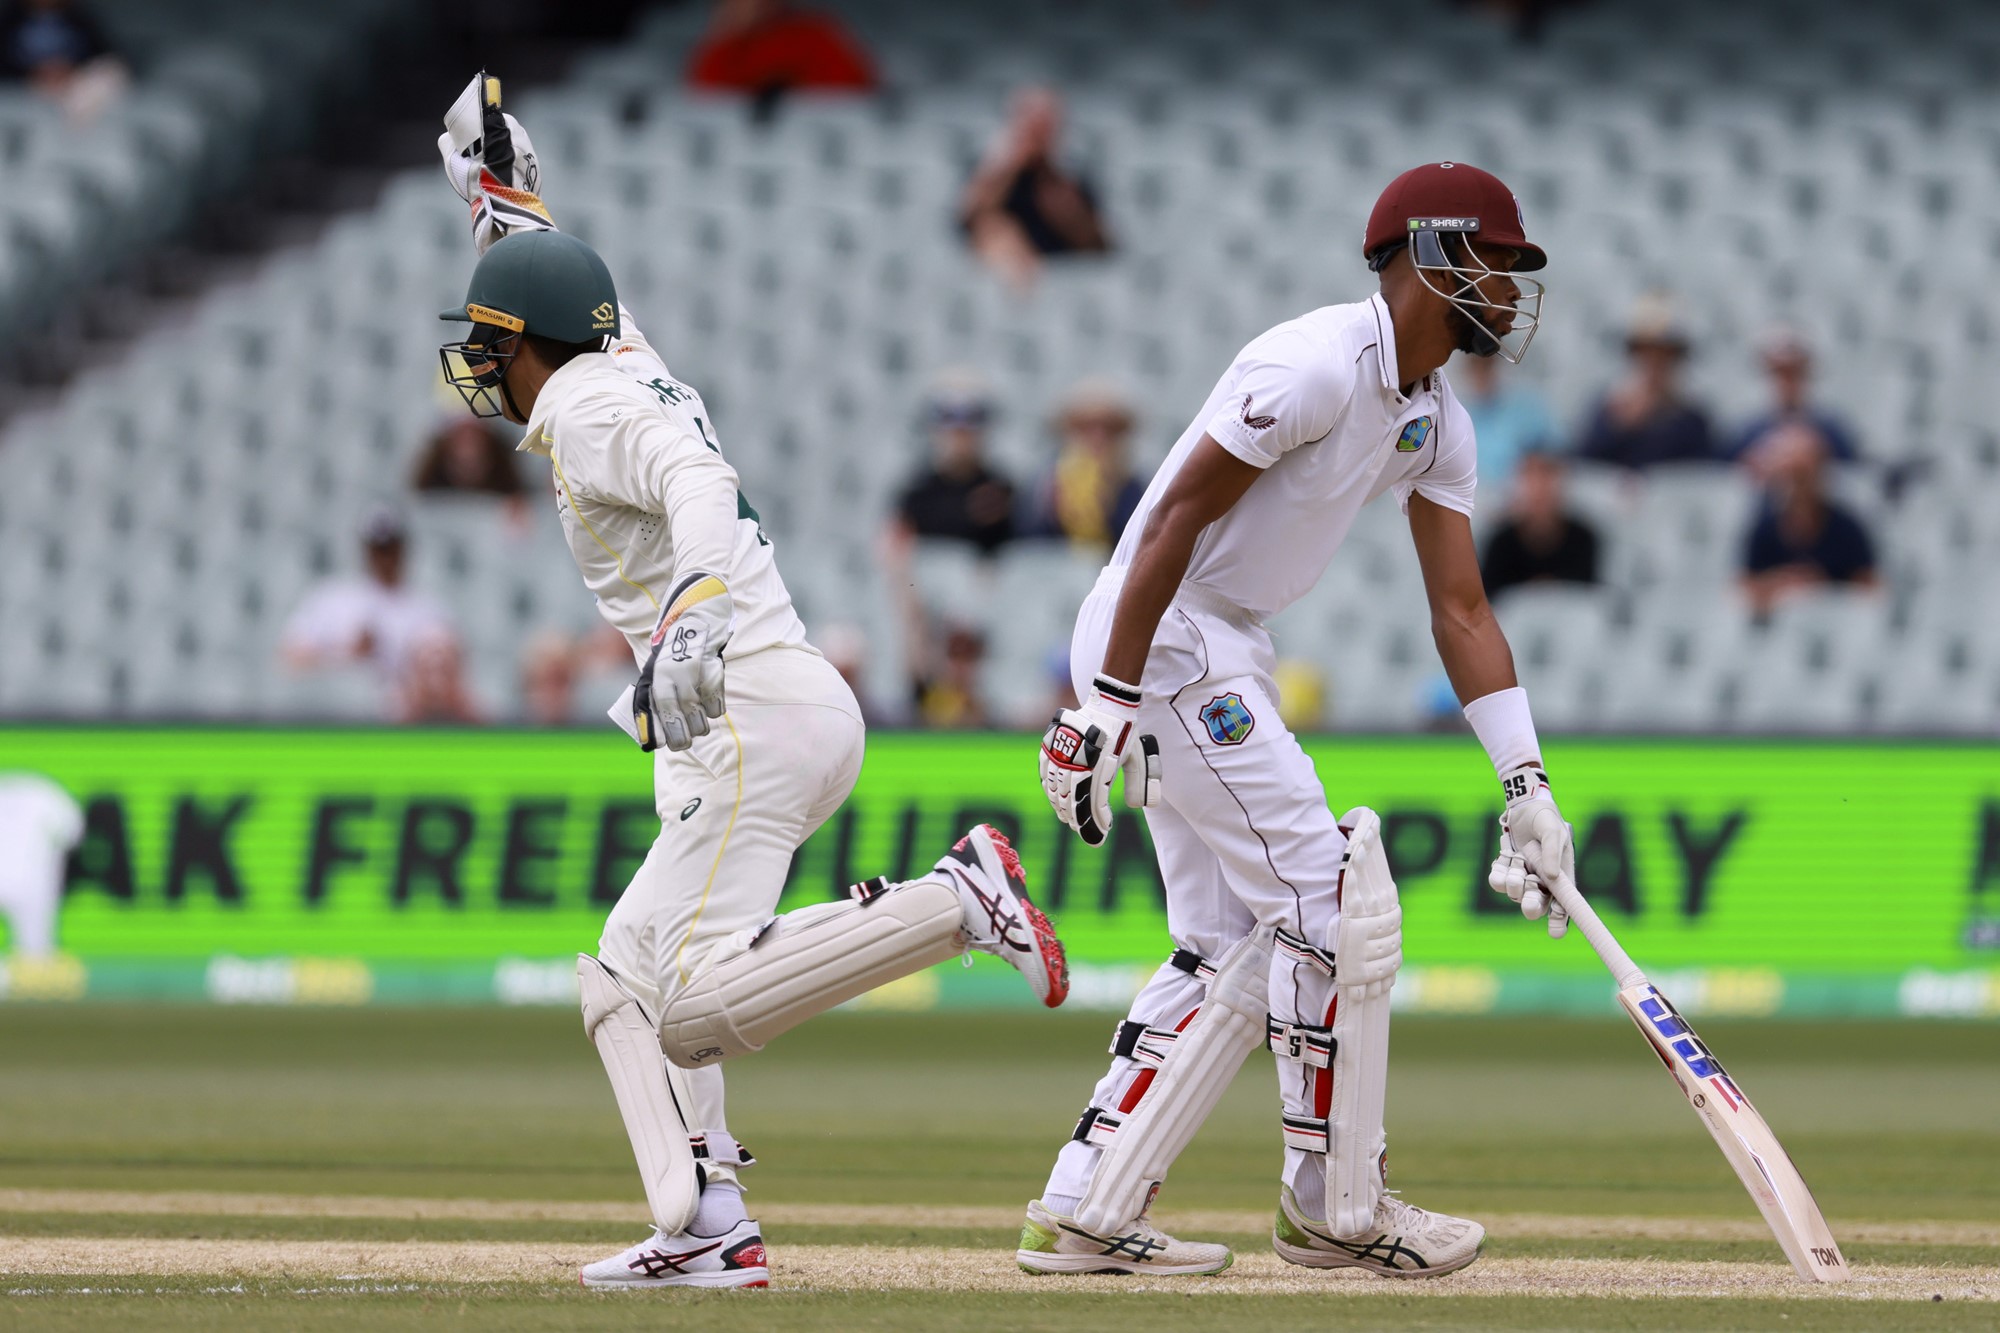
[0,0,125,120]
[1022,377,1145,551]
[1741,429,1878,616]
[1577,298,1715,469]
[888,374,1016,556]
[412,416,527,499]
[1728,327,1860,474]
[959,88,1110,290]
[686,0,875,97]
[1480,449,1600,599]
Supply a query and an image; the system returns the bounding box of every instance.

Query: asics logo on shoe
[965,877,1030,954]
[1059,1222,1168,1263]
[628,1239,724,1277]
[1298,1222,1431,1271]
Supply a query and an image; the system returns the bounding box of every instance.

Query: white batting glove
[438,71,554,254]
[1489,764,1573,939]
[632,573,733,753]
[1039,674,1161,846]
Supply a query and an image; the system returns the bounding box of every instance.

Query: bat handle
[1545,868,1647,992]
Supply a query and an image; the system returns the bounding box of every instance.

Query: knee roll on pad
[1074,927,1273,1234]
[579,954,701,1236]
[660,879,964,1068]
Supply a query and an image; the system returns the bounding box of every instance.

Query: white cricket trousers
[598,644,865,1180]
[1045,573,1351,1208]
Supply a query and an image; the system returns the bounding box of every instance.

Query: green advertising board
[2,727,1997,1018]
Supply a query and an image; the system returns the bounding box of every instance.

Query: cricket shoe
[578,1218,768,1289]
[928,824,1069,1007]
[1272,1186,1483,1278]
[1016,1198,1233,1275]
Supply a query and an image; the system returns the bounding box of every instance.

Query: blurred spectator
[1577,298,1715,469]
[959,88,1110,289]
[412,416,532,531]
[817,621,898,727]
[686,0,875,98]
[1273,659,1328,732]
[1740,430,1879,616]
[521,629,581,726]
[0,771,82,959]
[887,372,1016,556]
[1480,450,1601,599]
[1456,352,1559,488]
[909,621,991,729]
[1023,377,1145,550]
[1728,328,1860,474]
[397,626,481,724]
[279,508,458,703]
[413,416,528,499]
[0,0,125,121]
[1041,643,1079,721]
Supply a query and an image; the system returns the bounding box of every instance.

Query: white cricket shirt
[518,309,809,664]
[1110,293,1478,621]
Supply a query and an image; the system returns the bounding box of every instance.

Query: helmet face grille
[438,324,523,419]
[1409,227,1546,365]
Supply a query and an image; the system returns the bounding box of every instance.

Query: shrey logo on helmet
[1362,162,1548,365]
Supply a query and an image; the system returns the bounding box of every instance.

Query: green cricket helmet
[438,230,620,418]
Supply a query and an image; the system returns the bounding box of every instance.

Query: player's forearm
[1430,599,1519,707]
[1099,508,1202,686]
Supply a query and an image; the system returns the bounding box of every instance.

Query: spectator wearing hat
[1740,430,1879,616]
[1728,328,1860,476]
[1022,378,1146,551]
[1577,297,1715,469]
[887,373,1018,557]
[280,509,459,705]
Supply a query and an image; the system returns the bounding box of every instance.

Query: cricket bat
[1543,869,1850,1283]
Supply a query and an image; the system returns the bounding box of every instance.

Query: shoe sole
[580,1268,769,1289]
[1015,1249,1233,1277]
[963,825,1070,1008]
[1271,1232,1483,1278]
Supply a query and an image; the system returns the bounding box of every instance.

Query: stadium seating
[1,0,1996,733]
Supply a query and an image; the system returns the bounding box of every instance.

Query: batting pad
[578,954,700,1236]
[660,881,964,1068]
[1327,807,1402,1236]
[1074,928,1273,1234]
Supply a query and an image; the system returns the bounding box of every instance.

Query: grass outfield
[1,1005,1995,1330]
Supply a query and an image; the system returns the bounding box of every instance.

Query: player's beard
[1450,299,1507,358]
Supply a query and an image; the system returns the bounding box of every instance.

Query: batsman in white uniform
[432,75,1071,1290]
[1023,162,1577,1278]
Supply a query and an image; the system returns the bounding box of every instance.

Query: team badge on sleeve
[1396,416,1435,453]
[1198,693,1256,745]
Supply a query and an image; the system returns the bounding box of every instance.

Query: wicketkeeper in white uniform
[433,75,1071,1290]
[1022,162,1577,1278]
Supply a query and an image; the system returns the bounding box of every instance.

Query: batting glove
[632,573,734,753]
[438,71,554,255]
[1489,764,1573,938]
[1039,674,1161,846]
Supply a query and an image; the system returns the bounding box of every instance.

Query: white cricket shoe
[578,1218,768,1289]
[930,824,1069,1007]
[1016,1198,1233,1275]
[1272,1185,1483,1277]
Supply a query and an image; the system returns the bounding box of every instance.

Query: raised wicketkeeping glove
[438,71,554,255]
[632,573,734,753]
[1488,764,1573,939]
[1039,674,1161,846]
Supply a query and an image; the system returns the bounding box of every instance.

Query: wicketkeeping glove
[1488,764,1574,938]
[1039,674,1161,846]
[438,71,554,255]
[632,573,734,753]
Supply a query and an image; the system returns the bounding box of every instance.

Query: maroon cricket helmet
[1363,162,1547,272]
